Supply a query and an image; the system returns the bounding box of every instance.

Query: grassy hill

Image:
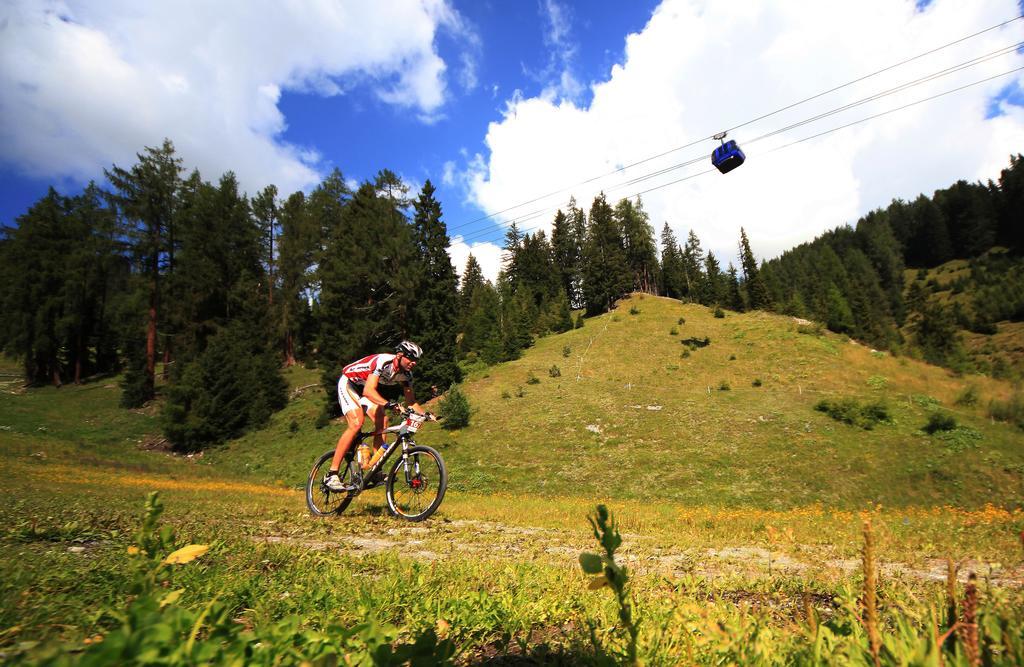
[205,292,1023,509]
[3,297,1024,663]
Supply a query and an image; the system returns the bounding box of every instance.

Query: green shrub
[954,385,979,407]
[681,350,690,358]
[501,390,511,400]
[629,306,640,315]
[526,372,540,385]
[752,378,762,387]
[438,385,471,429]
[728,354,736,361]
[681,336,711,350]
[923,411,957,434]
[867,375,888,390]
[815,398,891,430]
[713,306,725,318]
[515,386,525,398]
[718,381,731,391]
[988,393,1024,429]
[669,327,679,336]
[677,317,686,325]
[562,345,572,358]
[549,365,561,378]
[163,323,287,452]
[797,322,824,336]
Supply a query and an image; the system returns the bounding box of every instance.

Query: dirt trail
[253,518,1024,587]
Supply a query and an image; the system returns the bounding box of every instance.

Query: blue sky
[2,0,1023,281]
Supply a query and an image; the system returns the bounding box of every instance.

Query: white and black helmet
[395,340,423,361]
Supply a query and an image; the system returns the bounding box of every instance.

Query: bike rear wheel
[384,445,447,522]
[306,449,358,516]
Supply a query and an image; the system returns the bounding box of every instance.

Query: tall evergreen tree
[659,223,685,299]
[251,184,279,306]
[105,139,183,404]
[458,254,486,322]
[316,175,418,412]
[995,153,1024,251]
[501,222,523,289]
[567,198,587,308]
[681,230,706,302]
[409,180,460,395]
[551,206,584,307]
[582,193,631,315]
[726,264,744,312]
[616,197,659,294]
[738,227,770,309]
[276,190,318,366]
[701,252,725,306]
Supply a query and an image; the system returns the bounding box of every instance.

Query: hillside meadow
[2,294,1023,664]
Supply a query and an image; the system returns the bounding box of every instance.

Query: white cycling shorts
[337,377,374,416]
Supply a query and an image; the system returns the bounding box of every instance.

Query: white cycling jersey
[342,353,413,388]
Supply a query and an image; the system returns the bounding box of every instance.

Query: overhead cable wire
[447,14,1024,237]
[618,40,1024,189]
[451,65,1024,247]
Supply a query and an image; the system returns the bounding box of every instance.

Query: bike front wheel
[384,445,447,522]
[306,449,358,517]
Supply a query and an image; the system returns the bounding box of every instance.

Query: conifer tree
[502,222,523,289]
[105,139,183,404]
[567,198,587,308]
[995,153,1023,251]
[462,281,503,364]
[276,191,318,366]
[659,223,685,299]
[616,197,659,294]
[410,180,460,395]
[551,207,583,307]
[251,184,279,306]
[739,227,770,309]
[681,230,706,302]
[702,252,724,306]
[316,175,417,411]
[582,193,631,315]
[458,254,486,324]
[726,263,744,312]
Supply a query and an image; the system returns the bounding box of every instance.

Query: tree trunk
[146,270,157,397]
[284,330,296,367]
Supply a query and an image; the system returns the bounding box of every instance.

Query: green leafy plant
[718,381,731,391]
[669,327,678,336]
[548,365,561,378]
[629,306,640,315]
[752,378,763,387]
[562,345,572,358]
[713,306,725,318]
[579,505,639,666]
[526,372,540,385]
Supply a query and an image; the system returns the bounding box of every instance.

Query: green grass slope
[205,293,1023,510]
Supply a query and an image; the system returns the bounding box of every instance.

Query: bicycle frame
[351,412,428,490]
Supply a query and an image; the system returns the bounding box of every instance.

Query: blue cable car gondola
[711,132,745,174]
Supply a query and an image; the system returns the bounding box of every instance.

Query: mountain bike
[306,406,448,522]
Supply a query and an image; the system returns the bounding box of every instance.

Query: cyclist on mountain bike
[324,340,425,492]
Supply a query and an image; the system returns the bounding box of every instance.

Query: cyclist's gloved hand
[426,411,438,421]
[385,400,400,411]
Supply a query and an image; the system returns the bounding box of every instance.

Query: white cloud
[461,0,1024,267]
[447,236,504,284]
[0,0,476,196]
